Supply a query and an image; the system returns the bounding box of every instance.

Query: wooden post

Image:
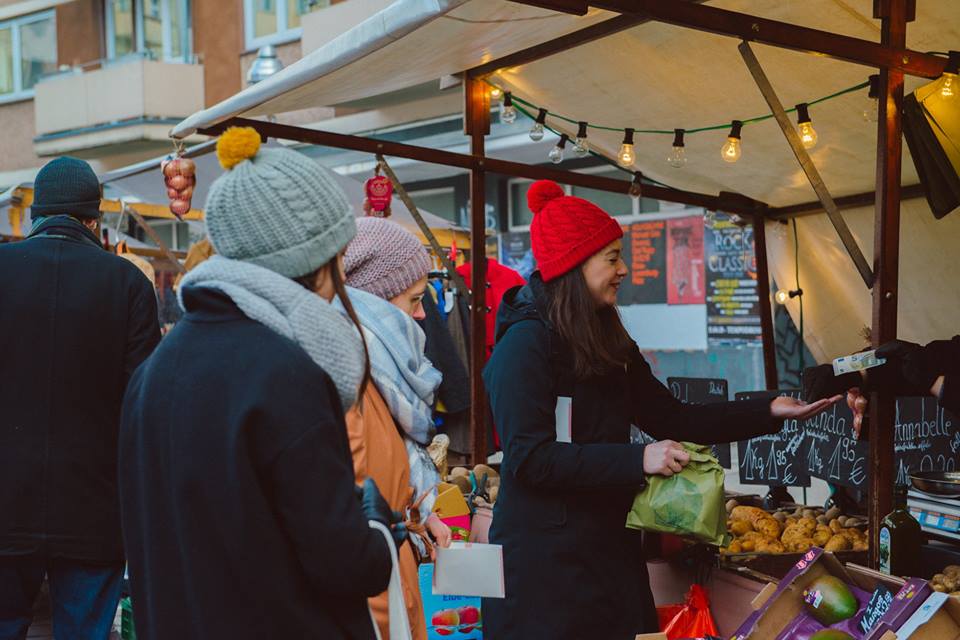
[465,77,490,465]
[752,213,779,390]
[868,0,910,570]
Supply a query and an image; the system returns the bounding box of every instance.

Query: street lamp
[246,45,284,86]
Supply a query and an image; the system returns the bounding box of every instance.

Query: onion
[168,174,188,190]
[167,187,179,200]
[170,199,191,217]
[163,158,181,178]
[178,158,196,177]
[179,185,194,200]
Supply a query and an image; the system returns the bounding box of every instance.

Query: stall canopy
[170,0,960,363]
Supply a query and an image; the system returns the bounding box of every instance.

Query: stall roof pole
[507,0,939,78]
[465,77,490,465]
[868,0,910,571]
[752,213,779,391]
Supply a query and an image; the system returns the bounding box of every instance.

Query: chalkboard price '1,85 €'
[667,377,733,468]
[735,390,811,487]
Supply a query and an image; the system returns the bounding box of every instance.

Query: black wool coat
[119,287,391,640]
[0,218,160,564]
[482,274,779,640]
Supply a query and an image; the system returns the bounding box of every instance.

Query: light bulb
[573,121,589,157]
[721,121,743,164]
[703,210,716,227]
[795,104,816,149]
[798,122,818,149]
[667,129,686,168]
[548,134,568,164]
[500,92,517,124]
[936,71,958,100]
[490,86,503,102]
[629,172,643,199]
[775,289,790,305]
[529,123,545,142]
[574,137,589,157]
[617,128,636,168]
[721,137,742,163]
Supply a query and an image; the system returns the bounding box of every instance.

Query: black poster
[704,213,762,344]
[618,220,667,305]
[802,401,870,491]
[736,390,811,487]
[667,377,733,468]
[893,396,959,485]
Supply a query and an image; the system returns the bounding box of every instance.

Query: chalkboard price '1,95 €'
[736,390,811,487]
[667,377,733,469]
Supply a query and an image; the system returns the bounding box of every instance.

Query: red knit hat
[527,180,624,282]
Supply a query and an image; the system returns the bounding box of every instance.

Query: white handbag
[367,520,413,640]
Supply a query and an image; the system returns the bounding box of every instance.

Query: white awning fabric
[170,0,960,360]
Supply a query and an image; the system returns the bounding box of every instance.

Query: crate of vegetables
[722,502,868,557]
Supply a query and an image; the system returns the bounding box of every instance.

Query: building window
[105,0,192,63]
[0,11,56,103]
[409,187,458,225]
[244,0,329,50]
[508,178,536,230]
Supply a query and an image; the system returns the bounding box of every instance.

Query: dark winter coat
[119,286,391,640]
[0,217,160,564]
[482,274,779,640]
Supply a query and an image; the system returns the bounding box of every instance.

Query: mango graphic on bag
[651,475,702,531]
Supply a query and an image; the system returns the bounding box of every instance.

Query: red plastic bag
[658,584,719,639]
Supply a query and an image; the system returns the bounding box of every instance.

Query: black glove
[868,340,939,396]
[803,364,861,402]
[359,478,408,548]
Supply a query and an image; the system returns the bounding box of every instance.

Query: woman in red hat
[481,180,840,639]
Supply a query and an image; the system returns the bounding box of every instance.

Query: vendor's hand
[869,340,939,396]
[643,440,690,477]
[770,395,842,421]
[847,387,868,438]
[426,513,452,550]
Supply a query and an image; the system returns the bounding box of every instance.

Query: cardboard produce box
[731,548,911,639]
[876,591,960,639]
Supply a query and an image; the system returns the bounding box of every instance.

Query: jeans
[0,560,123,640]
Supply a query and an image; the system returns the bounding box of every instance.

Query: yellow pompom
[216,126,262,170]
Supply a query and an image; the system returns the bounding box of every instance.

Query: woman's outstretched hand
[643,439,690,477]
[770,395,842,421]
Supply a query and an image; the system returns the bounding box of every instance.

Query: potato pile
[930,565,960,595]
[722,502,868,554]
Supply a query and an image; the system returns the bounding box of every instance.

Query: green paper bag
[625,442,728,547]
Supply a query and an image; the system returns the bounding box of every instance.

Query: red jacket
[456,258,526,362]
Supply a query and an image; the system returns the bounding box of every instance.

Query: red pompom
[527,179,565,215]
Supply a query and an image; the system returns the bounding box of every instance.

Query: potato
[816,515,830,526]
[757,539,786,554]
[730,520,754,537]
[942,577,959,592]
[852,540,868,551]
[790,538,814,552]
[730,506,769,524]
[933,583,948,593]
[825,506,841,520]
[726,499,740,513]
[813,529,832,546]
[932,574,947,585]
[837,515,849,526]
[802,509,818,519]
[728,539,743,553]
[773,511,787,522]
[825,534,852,552]
[945,565,960,576]
[755,518,782,538]
[799,517,817,532]
[449,467,469,479]
[786,517,798,527]
[741,539,757,552]
[830,519,844,534]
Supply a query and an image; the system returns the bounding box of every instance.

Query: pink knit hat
[344,217,432,300]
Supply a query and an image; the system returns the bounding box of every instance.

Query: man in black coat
[0,157,161,639]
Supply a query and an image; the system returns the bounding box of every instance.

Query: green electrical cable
[792,218,804,373]
[489,78,869,136]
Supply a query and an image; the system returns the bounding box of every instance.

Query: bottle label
[879,527,892,574]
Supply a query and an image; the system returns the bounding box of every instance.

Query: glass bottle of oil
[879,487,923,577]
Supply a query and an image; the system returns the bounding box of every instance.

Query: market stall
[165,1,960,637]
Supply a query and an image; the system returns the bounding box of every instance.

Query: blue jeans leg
[0,564,45,640]
[47,561,123,640]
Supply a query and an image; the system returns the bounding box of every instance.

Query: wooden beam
[507,0,947,78]
[198,117,761,214]
[738,41,874,288]
[752,213,779,391]
[868,0,909,571]
[465,77,490,465]
[767,184,926,220]
[124,204,187,275]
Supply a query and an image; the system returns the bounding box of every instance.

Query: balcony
[300,0,393,55]
[33,57,204,158]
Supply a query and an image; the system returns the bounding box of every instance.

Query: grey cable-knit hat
[205,129,355,278]
[344,217,432,300]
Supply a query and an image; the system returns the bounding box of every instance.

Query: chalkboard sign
[802,401,870,491]
[893,396,959,486]
[667,377,733,468]
[736,390,811,487]
[618,220,667,305]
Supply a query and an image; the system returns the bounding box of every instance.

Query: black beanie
[31,156,102,220]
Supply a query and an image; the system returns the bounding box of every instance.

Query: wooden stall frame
[177,0,937,563]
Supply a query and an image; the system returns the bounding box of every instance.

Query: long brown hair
[295,260,371,405]
[544,268,634,379]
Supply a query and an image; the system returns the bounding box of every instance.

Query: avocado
[810,631,854,640]
[802,575,859,625]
